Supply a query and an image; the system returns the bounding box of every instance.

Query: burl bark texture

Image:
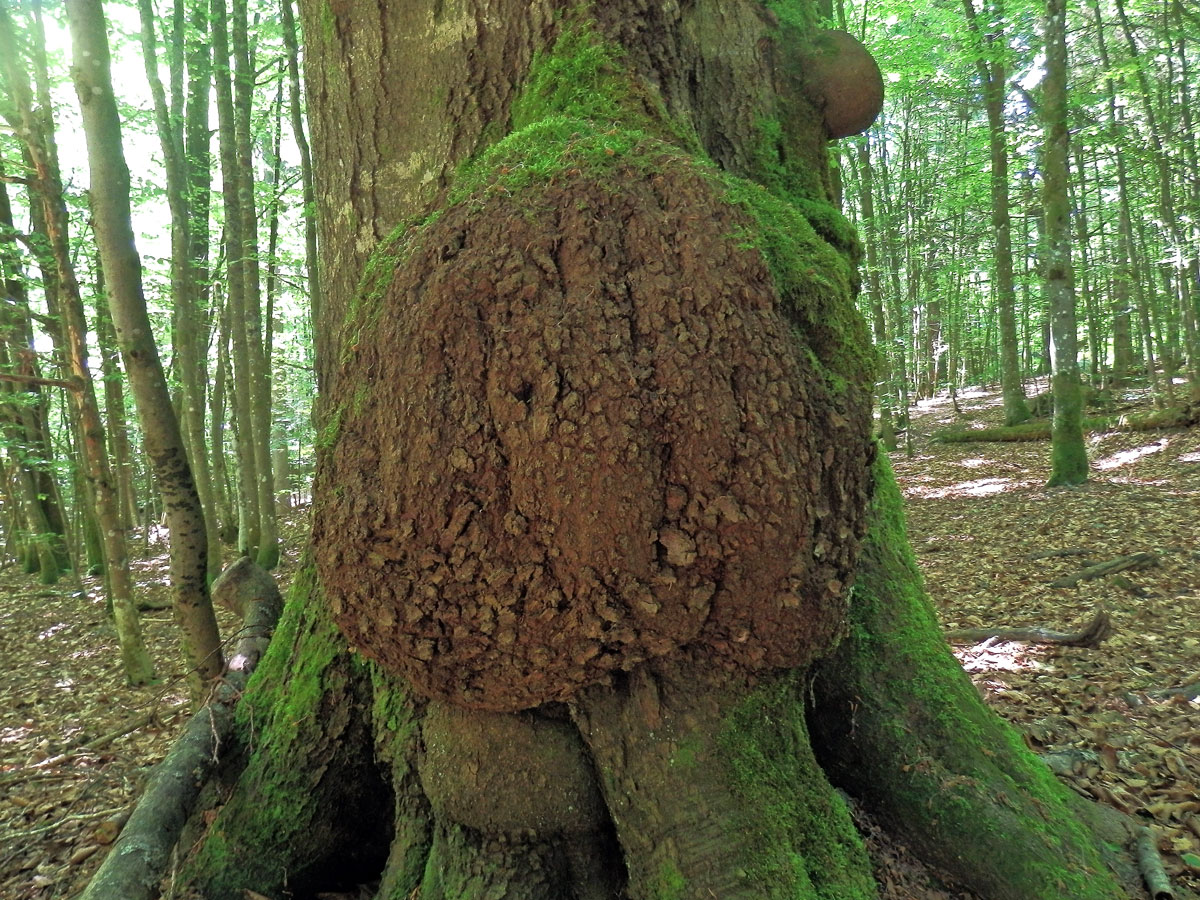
[314,161,872,711]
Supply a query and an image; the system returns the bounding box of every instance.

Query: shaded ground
[1,385,1198,899]
[0,520,304,900]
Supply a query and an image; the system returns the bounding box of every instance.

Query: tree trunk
[0,2,155,685]
[211,0,260,558]
[855,136,897,451]
[210,288,238,544]
[67,0,224,687]
[232,0,280,569]
[0,173,68,583]
[279,0,321,381]
[1042,0,1088,487]
[1072,147,1102,383]
[184,0,224,566]
[94,284,139,533]
[1089,0,1159,396]
[962,0,1030,425]
[137,0,222,581]
[176,4,1129,899]
[1113,0,1198,397]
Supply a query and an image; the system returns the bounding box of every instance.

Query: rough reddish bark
[315,163,871,711]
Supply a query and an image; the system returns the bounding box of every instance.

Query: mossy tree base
[809,455,1129,900]
[179,461,1134,900]
[178,566,393,899]
[574,663,876,900]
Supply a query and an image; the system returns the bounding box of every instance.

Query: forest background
[0,0,1198,895]
[2,0,1197,599]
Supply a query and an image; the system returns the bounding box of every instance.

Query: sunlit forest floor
[1,383,1198,900]
[891,382,1200,897]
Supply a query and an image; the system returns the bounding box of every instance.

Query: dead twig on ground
[945,603,1113,649]
[1048,551,1158,588]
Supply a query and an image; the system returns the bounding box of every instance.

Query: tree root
[810,456,1132,900]
[945,603,1114,649]
[76,587,282,900]
[1137,825,1175,900]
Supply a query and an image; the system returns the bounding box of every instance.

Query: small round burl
[801,30,885,139]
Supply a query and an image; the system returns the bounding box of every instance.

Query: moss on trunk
[808,453,1126,900]
[180,564,392,898]
[575,663,876,900]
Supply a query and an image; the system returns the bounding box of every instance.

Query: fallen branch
[933,405,1196,443]
[1023,547,1091,561]
[1146,678,1200,703]
[1048,552,1158,588]
[0,712,165,787]
[946,603,1113,649]
[933,418,1113,443]
[1137,826,1175,900]
[76,585,283,900]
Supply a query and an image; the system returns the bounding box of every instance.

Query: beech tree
[1042,0,1088,487]
[67,0,224,686]
[171,2,1135,898]
[961,0,1031,426]
[0,2,155,685]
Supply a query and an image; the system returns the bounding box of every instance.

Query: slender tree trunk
[855,136,897,450]
[137,0,223,581]
[1113,0,1198,396]
[94,278,139,532]
[1072,147,1102,383]
[67,0,224,686]
[1176,2,1200,393]
[263,74,290,517]
[184,0,223,563]
[280,0,321,380]
[210,288,237,543]
[231,0,280,569]
[1088,3,1164,398]
[0,2,155,685]
[1084,7,1138,382]
[1043,0,1088,487]
[962,0,1030,424]
[210,0,259,557]
[0,172,67,583]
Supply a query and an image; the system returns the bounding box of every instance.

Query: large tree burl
[313,160,873,711]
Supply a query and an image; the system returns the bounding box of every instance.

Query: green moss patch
[809,452,1124,900]
[719,674,877,900]
[717,174,874,397]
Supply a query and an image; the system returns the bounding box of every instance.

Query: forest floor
[1,384,1198,900]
